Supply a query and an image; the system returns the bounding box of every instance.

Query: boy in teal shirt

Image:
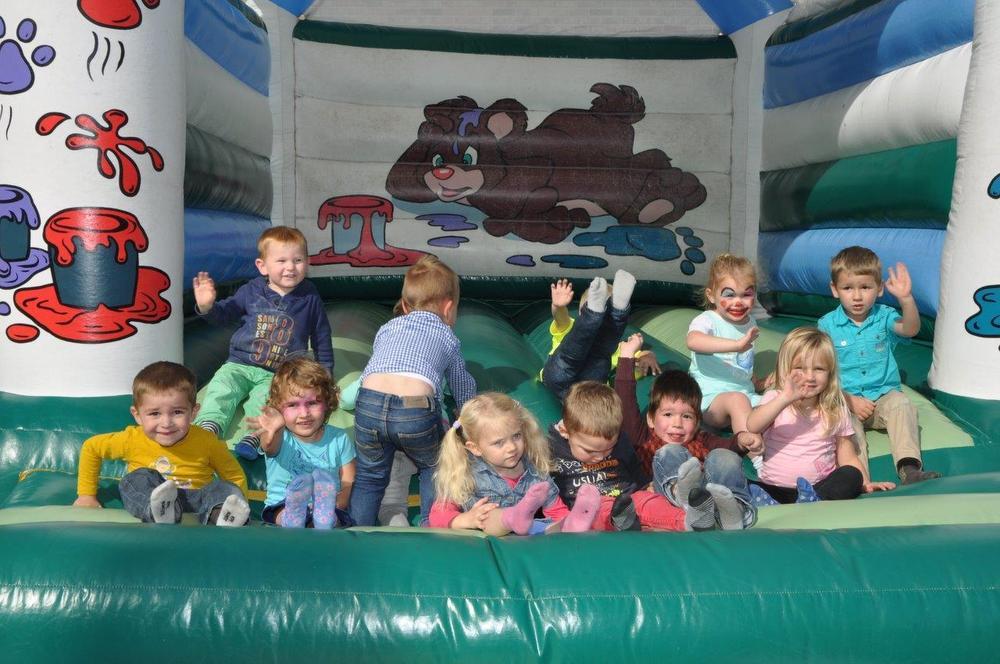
[818,246,940,484]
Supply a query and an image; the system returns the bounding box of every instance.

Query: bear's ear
[484,99,528,139]
[423,96,479,133]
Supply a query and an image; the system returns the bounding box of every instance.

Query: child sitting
[747,327,896,505]
[193,226,333,461]
[615,333,760,529]
[541,271,659,400]
[246,357,355,529]
[74,361,250,526]
[547,381,741,531]
[428,392,599,535]
[685,254,765,468]
[349,256,476,526]
[818,246,941,484]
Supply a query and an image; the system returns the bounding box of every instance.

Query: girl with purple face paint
[685,254,766,469]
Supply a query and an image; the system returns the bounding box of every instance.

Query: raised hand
[884,262,912,300]
[619,332,643,359]
[781,369,810,402]
[245,405,285,439]
[635,350,661,376]
[192,271,217,313]
[734,326,759,353]
[551,278,575,309]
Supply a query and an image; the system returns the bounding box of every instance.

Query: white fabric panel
[930,0,1000,400]
[305,0,721,37]
[261,2,296,225]
[0,2,185,396]
[186,40,272,158]
[295,43,735,114]
[762,43,969,171]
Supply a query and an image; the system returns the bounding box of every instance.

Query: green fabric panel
[754,493,1000,529]
[760,140,956,231]
[293,20,737,60]
[931,391,1000,448]
[185,124,273,218]
[3,522,1000,660]
[766,0,883,46]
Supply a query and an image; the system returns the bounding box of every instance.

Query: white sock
[150,480,178,524]
[586,277,608,313]
[705,483,746,531]
[611,270,636,310]
[215,494,250,527]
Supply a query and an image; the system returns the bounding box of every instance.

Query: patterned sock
[611,269,636,310]
[684,487,717,531]
[705,483,746,530]
[795,477,821,503]
[234,434,262,461]
[279,474,313,528]
[199,421,221,437]
[586,277,608,313]
[150,480,179,524]
[561,483,600,532]
[501,482,550,535]
[610,490,640,531]
[749,484,780,507]
[674,456,703,508]
[311,469,339,530]
[215,494,250,527]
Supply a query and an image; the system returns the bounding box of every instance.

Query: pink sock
[500,482,550,535]
[561,484,600,533]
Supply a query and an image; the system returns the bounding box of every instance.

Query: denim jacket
[461,455,559,512]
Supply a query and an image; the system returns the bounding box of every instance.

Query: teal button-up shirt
[818,304,908,400]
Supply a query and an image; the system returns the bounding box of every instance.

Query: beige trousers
[851,390,921,478]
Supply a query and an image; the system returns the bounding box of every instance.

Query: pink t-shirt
[757,390,854,488]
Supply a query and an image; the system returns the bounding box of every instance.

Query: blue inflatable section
[759,228,943,316]
[184,208,271,286]
[185,0,270,96]
[272,0,314,16]
[764,0,973,109]
[694,0,792,35]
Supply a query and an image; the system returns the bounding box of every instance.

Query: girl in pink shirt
[746,327,895,505]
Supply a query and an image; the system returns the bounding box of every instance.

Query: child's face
[278,388,327,442]
[465,415,525,477]
[707,274,755,325]
[558,423,617,464]
[787,350,831,402]
[130,389,198,447]
[256,241,307,296]
[830,271,882,323]
[646,396,699,445]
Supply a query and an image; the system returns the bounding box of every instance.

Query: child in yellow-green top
[541,272,660,400]
[74,361,250,526]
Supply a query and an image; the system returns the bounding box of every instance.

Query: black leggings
[752,466,863,504]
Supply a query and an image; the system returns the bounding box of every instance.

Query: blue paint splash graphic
[0,247,49,288]
[988,174,1000,199]
[573,226,682,261]
[540,254,608,270]
[416,213,476,232]
[506,254,535,267]
[427,236,468,249]
[965,285,1000,338]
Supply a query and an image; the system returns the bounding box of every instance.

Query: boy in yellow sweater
[74,361,250,525]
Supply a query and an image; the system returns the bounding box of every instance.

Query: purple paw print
[0,17,56,95]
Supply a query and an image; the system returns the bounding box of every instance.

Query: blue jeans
[651,445,756,527]
[118,468,244,524]
[349,388,444,526]
[542,304,629,400]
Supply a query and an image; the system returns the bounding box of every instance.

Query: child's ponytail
[433,421,475,506]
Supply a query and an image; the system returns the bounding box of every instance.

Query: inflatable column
[929,0,1000,400]
[0,2,184,396]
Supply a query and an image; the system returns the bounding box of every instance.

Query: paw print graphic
[674,226,706,276]
[0,17,55,95]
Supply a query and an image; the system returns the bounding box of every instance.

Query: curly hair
[267,356,338,415]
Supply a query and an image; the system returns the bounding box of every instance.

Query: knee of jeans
[704,448,741,475]
[120,467,160,488]
[653,444,690,467]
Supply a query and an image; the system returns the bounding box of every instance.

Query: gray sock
[150,480,179,524]
[684,487,716,531]
[215,494,250,527]
[706,483,746,530]
[611,270,636,310]
[586,277,608,313]
[673,456,703,508]
[610,490,640,531]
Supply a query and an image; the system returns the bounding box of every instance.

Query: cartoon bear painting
[386,83,707,244]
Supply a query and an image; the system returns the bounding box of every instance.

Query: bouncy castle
[1,0,998,659]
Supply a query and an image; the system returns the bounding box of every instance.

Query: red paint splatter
[312,195,425,267]
[77,0,159,30]
[6,324,39,343]
[36,109,163,197]
[14,267,171,344]
[43,208,147,266]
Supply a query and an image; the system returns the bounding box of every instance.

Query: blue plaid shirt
[361,310,476,412]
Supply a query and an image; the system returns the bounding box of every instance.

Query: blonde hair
[434,392,551,505]
[394,255,460,316]
[258,225,308,258]
[830,246,881,285]
[562,381,623,440]
[267,356,338,415]
[700,253,756,309]
[773,327,846,435]
[132,361,197,408]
